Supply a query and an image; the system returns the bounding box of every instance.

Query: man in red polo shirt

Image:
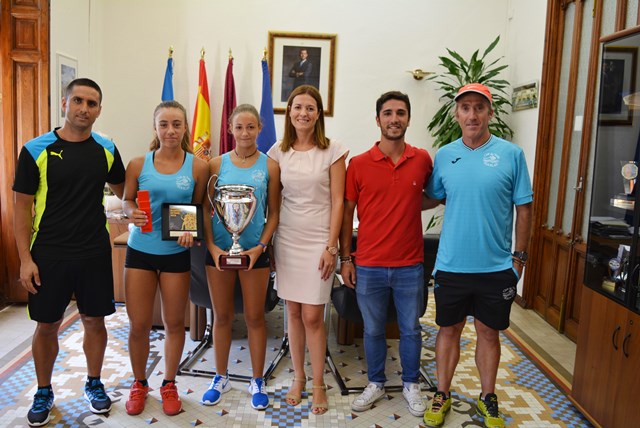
[340,91,434,417]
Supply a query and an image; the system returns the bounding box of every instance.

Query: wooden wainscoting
[531,228,584,342]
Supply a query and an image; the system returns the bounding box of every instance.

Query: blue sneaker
[84,379,112,414]
[27,387,54,427]
[201,374,231,405]
[248,377,269,410]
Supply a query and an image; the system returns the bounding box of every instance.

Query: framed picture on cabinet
[56,53,78,127]
[268,31,336,116]
[600,46,637,126]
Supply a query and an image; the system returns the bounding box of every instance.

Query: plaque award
[161,203,204,240]
[209,177,258,270]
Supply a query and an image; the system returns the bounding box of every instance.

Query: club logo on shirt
[176,175,192,190]
[50,150,63,160]
[252,170,267,191]
[483,152,500,168]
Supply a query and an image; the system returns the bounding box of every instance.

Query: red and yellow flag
[191,55,211,160]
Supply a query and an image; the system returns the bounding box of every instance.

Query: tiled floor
[0,294,582,427]
[0,297,577,385]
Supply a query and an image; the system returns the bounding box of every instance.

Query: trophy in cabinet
[621,161,638,195]
[603,244,630,295]
[603,257,621,293]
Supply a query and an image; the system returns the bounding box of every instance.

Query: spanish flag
[191,55,211,160]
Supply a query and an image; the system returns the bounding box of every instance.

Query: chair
[177,245,288,382]
[326,233,439,395]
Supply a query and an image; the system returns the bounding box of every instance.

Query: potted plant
[428,36,514,149]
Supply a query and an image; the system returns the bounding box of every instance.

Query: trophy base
[219,254,250,270]
[602,279,616,293]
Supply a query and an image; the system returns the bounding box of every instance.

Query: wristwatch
[512,251,528,262]
[326,246,338,256]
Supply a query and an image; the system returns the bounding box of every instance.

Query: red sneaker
[125,381,149,415]
[160,382,182,416]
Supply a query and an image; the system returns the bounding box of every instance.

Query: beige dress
[267,140,349,304]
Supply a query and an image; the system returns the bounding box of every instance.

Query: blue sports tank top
[128,151,196,255]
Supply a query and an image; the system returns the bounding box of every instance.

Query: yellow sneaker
[476,393,505,428]
[423,391,451,427]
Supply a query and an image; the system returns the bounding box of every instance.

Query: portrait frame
[268,31,337,116]
[56,53,78,126]
[599,46,637,126]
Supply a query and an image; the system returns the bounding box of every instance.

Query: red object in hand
[137,190,152,233]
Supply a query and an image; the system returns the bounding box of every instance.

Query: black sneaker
[27,387,54,427]
[84,379,112,414]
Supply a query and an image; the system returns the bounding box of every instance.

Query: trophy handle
[207,174,219,215]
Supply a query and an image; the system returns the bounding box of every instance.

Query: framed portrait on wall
[268,31,336,116]
[56,53,78,126]
[600,46,637,126]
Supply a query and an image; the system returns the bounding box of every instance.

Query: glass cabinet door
[585,30,640,312]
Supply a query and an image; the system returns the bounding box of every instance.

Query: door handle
[623,333,631,358]
[574,176,583,192]
[613,325,621,350]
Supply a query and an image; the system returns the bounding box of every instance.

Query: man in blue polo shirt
[423,83,533,428]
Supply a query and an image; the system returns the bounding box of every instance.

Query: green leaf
[429,35,513,148]
[482,36,500,60]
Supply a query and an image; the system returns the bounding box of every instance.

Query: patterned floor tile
[0,295,591,427]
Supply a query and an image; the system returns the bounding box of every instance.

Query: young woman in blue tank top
[200,104,281,410]
[121,101,208,416]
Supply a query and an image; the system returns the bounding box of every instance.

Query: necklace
[234,147,259,163]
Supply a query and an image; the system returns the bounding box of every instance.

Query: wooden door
[523,0,635,342]
[0,0,50,303]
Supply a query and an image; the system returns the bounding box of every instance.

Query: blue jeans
[355,263,424,384]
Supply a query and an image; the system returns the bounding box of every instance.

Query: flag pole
[200,47,205,59]
[228,48,233,61]
[168,46,174,58]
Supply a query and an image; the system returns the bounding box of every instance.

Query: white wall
[506,0,546,176]
[505,0,547,292]
[50,0,536,163]
[49,0,92,127]
[50,0,547,273]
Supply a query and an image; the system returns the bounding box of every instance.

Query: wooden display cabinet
[572,288,640,427]
[574,27,640,427]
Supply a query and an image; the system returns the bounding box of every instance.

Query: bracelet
[512,257,526,267]
[339,255,352,262]
[258,242,268,253]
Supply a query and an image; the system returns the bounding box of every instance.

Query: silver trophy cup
[211,183,257,269]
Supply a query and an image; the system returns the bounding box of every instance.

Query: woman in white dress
[267,85,348,415]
